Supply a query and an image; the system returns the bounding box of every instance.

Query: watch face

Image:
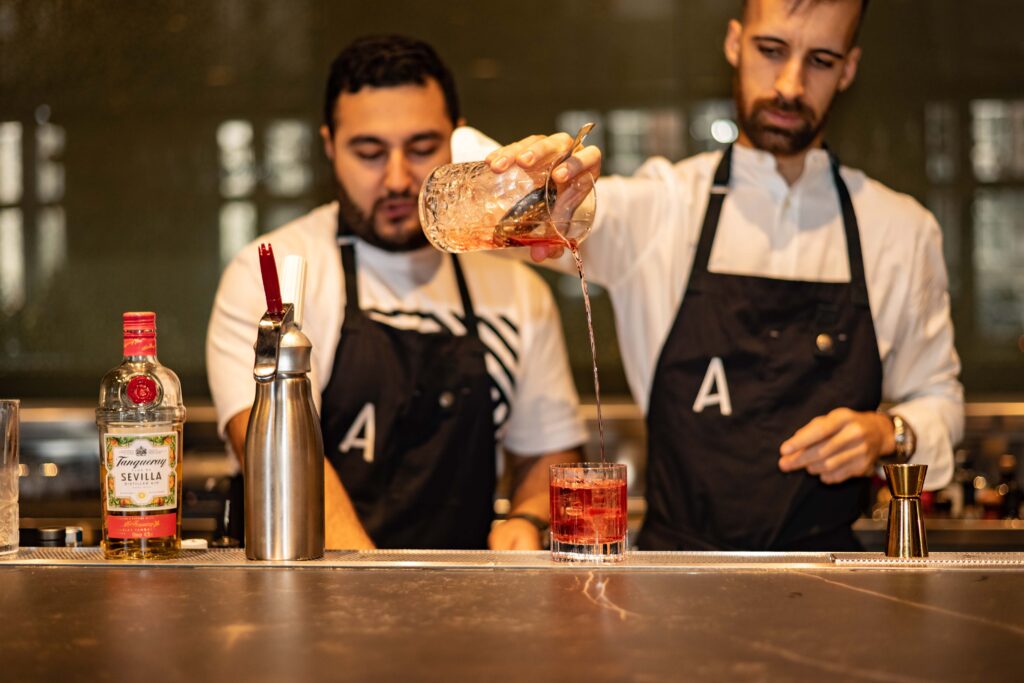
[892,414,916,461]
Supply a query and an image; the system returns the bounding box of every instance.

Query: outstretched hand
[779,408,895,485]
[486,132,602,262]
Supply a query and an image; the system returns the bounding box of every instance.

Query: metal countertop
[2,549,1024,682]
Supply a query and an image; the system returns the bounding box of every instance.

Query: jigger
[883,463,929,558]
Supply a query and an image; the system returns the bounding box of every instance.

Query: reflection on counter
[16,400,1024,550]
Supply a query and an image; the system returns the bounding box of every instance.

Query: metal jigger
[883,463,929,558]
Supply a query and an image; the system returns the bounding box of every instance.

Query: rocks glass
[549,462,627,562]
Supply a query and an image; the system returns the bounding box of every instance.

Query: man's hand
[779,408,896,485]
[486,133,602,262]
[488,518,542,551]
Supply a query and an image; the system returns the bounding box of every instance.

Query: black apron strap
[336,204,363,317]
[688,145,734,294]
[338,237,361,317]
[450,254,480,339]
[827,152,871,308]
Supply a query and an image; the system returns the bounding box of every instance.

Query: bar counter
[3,549,1023,682]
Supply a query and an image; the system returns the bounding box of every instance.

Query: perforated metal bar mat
[3,547,1023,570]
[832,551,1024,567]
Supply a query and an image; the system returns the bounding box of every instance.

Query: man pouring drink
[487,0,964,551]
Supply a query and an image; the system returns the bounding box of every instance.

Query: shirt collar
[731,143,833,195]
[353,236,445,288]
[357,238,443,271]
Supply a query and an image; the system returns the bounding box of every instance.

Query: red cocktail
[549,463,627,562]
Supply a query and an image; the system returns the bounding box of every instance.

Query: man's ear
[724,19,743,68]
[320,124,335,161]
[838,46,861,92]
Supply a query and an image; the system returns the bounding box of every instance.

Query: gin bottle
[96,312,185,559]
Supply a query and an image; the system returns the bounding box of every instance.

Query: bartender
[207,36,585,550]
[485,0,964,550]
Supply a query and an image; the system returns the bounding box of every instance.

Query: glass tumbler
[549,462,627,562]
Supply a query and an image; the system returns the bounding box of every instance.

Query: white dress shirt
[573,144,964,489]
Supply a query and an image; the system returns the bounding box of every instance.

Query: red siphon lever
[258,243,284,315]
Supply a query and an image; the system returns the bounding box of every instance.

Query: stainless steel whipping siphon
[244,247,325,561]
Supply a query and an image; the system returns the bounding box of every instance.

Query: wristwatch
[885,413,916,464]
[505,512,549,532]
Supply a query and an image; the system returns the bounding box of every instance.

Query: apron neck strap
[336,205,362,317]
[689,145,734,291]
[338,237,361,317]
[826,150,870,307]
[450,254,479,335]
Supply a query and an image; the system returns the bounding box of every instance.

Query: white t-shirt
[206,203,587,460]
[560,144,963,490]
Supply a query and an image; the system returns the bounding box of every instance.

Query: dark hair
[742,0,870,43]
[323,35,460,134]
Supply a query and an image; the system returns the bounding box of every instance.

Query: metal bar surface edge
[4,548,1024,570]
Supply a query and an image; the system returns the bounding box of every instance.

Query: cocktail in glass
[549,462,627,562]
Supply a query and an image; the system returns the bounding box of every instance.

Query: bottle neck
[123,334,157,359]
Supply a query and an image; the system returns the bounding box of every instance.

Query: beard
[336,183,428,252]
[735,84,829,156]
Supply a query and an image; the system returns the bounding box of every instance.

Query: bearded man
[207,35,585,551]
[486,0,963,551]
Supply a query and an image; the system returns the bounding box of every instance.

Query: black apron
[639,145,883,551]
[319,229,497,550]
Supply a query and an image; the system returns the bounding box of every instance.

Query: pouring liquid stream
[429,231,605,462]
[500,232,605,463]
[568,242,605,464]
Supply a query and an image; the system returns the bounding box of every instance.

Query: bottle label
[107,512,177,539]
[103,432,178,512]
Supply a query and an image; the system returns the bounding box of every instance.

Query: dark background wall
[1,0,1022,401]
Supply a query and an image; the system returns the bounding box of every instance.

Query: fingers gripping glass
[418,125,597,253]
